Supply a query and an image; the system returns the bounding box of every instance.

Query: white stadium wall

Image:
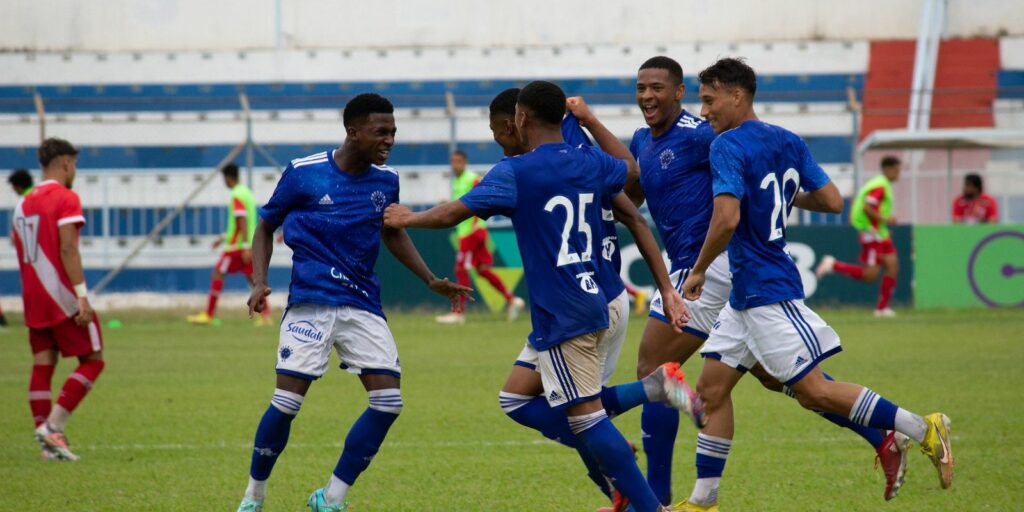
[1,0,1022,52]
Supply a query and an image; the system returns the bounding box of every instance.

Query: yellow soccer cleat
[671,500,719,512]
[254,316,274,327]
[920,413,954,489]
[186,312,212,325]
[633,289,649,316]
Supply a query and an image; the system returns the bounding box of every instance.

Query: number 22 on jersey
[760,169,799,242]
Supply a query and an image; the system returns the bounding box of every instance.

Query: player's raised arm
[57,223,93,326]
[246,219,276,317]
[383,200,474,230]
[611,193,690,330]
[566,96,644,206]
[381,225,473,312]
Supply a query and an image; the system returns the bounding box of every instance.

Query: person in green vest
[436,150,524,324]
[188,163,272,326]
[816,155,902,317]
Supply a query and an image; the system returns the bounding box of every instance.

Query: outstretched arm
[383,201,474,230]
[382,225,473,311]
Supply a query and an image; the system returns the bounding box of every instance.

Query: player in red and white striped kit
[11,138,104,461]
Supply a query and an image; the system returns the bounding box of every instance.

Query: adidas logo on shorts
[794,355,807,367]
[549,390,562,402]
[319,194,333,205]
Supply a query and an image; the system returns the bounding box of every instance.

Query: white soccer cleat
[507,296,526,322]
[34,423,79,461]
[647,362,706,428]
[874,308,896,318]
[815,255,836,278]
[435,312,466,325]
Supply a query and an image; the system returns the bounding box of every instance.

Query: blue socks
[641,401,679,505]
[250,389,304,480]
[333,390,402,486]
[602,382,650,418]
[815,373,885,449]
[572,411,662,512]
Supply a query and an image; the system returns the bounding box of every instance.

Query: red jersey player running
[817,155,902,317]
[12,138,104,461]
[436,150,524,324]
[188,163,272,326]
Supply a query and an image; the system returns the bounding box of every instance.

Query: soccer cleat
[236,498,264,512]
[507,296,526,322]
[650,362,706,428]
[874,308,896,318]
[670,500,719,511]
[40,449,59,461]
[435,311,466,325]
[34,423,79,461]
[633,289,649,316]
[875,430,913,500]
[186,312,213,325]
[920,413,954,489]
[307,488,348,511]
[815,255,836,278]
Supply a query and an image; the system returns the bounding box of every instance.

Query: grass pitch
[0,306,1022,511]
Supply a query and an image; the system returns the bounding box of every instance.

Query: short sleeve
[865,187,886,206]
[56,190,85,227]
[796,137,830,192]
[259,165,303,227]
[628,128,643,158]
[986,197,999,221]
[459,161,517,219]
[590,148,627,200]
[709,136,746,200]
[561,114,593,148]
[232,197,247,217]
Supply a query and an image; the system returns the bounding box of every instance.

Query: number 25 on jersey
[545,193,594,266]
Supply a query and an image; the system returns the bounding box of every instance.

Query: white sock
[324,474,351,505]
[244,477,266,500]
[894,408,928,443]
[689,477,721,506]
[46,405,71,432]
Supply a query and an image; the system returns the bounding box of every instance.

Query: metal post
[918,0,944,131]
[847,86,862,191]
[946,146,953,223]
[907,0,934,131]
[240,93,254,188]
[445,91,457,154]
[33,92,46,142]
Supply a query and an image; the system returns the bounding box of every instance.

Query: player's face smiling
[354,113,397,165]
[636,68,683,131]
[699,83,739,134]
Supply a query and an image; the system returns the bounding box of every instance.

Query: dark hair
[964,173,983,191]
[880,155,901,169]
[697,58,757,97]
[451,149,467,159]
[38,137,78,168]
[516,80,566,126]
[343,93,394,128]
[639,56,683,85]
[8,168,32,189]
[489,87,520,118]
[221,163,240,180]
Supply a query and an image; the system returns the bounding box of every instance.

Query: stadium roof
[858,128,1024,152]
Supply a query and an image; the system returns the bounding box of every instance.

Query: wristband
[74,282,88,298]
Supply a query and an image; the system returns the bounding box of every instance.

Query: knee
[368,388,403,415]
[792,384,829,411]
[863,266,881,281]
[696,379,730,412]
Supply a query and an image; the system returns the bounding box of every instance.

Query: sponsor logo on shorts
[712,320,722,331]
[549,390,563,402]
[286,320,324,343]
[652,297,663,310]
[279,346,293,360]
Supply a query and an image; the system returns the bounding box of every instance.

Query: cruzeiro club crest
[659,148,675,170]
[371,190,388,212]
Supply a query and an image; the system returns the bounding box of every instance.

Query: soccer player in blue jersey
[384,81,693,512]
[235,93,471,512]
[675,58,954,511]
[625,56,914,505]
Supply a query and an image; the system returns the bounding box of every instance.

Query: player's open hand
[660,289,691,333]
[566,96,594,125]
[428,277,474,313]
[74,297,95,326]
[383,204,413,229]
[248,283,272,318]
[681,271,706,301]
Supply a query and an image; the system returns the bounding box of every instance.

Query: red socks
[877,275,896,311]
[29,364,55,427]
[206,278,224,317]
[56,360,105,414]
[832,260,865,280]
[477,268,513,302]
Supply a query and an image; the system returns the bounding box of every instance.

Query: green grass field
[1,306,1022,511]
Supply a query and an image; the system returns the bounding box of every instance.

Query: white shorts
[515,290,627,406]
[276,303,401,380]
[701,299,842,385]
[650,252,731,339]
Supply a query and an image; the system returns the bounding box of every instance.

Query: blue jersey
[561,113,626,300]
[710,121,831,310]
[460,143,627,351]
[630,110,716,272]
[259,150,400,318]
